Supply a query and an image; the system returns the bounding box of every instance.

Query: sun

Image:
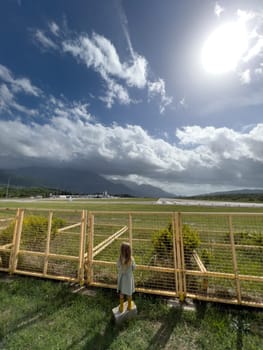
[202,22,248,74]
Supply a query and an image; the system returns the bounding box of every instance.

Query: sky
[1,0,263,196]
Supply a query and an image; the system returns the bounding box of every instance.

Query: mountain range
[0,167,174,198]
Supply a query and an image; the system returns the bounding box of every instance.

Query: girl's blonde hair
[119,242,132,266]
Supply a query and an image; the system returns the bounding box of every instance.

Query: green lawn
[0,274,262,350]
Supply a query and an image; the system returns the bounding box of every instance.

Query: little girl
[117,242,136,312]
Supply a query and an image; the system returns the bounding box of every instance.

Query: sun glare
[202,22,248,74]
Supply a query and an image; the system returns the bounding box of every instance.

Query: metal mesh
[181,213,263,304]
[0,208,17,271]
[91,212,177,296]
[15,209,85,281]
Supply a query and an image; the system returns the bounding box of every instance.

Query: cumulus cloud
[1,102,263,195]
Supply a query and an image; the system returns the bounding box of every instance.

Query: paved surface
[156,198,263,208]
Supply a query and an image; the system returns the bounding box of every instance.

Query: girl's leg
[127,295,133,310]
[119,294,124,313]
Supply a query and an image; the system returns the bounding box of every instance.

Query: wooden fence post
[179,213,186,295]
[175,212,185,301]
[128,213,133,251]
[228,215,242,304]
[43,211,53,276]
[172,213,179,296]
[78,210,87,285]
[9,209,24,274]
[86,212,94,285]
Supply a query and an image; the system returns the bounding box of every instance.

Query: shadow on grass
[195,300,208,323]
[145,306,183,350]
[0,286,74,344]
[79,317,120,350]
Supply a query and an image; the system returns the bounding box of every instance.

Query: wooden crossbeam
[192,250,207,272]
[93,225,128,258]
[57,222,81,233]
[0,243,13,250]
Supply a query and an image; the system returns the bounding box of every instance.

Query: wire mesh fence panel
[132,212,176,295]
[91,212,177,296]
[0,208,17,271]
[239,280,263,305]
[231,214,263,305]
[91,212,130,286]
[14,209,84,282]
[181,213,237,301]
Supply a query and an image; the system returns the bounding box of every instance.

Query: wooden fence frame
[0,209,262,308]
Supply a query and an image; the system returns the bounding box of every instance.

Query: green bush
[152,222,200,262]
[152,228,173,259]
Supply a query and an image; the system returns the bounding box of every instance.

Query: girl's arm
[131,257,136,271]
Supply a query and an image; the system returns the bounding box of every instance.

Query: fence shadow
[146,306,183,350]
[80,317,120,350]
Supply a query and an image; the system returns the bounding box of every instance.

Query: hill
[0,167,174,198]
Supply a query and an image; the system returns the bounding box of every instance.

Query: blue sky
[1,0,263,195]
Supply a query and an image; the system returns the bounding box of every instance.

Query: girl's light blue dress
[117,258,136,296]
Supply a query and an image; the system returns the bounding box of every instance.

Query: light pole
[5,177,10,199]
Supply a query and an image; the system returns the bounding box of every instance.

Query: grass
[0,274,262,349]
[1,197,263,212]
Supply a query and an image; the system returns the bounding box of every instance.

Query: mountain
[187,188,263,202]
[114,180,174,198]
[189,188,263,198]
[0,167,174,197]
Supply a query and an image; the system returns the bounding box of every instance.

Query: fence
[0,208,262,308]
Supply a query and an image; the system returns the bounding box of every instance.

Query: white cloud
[0,84,36,115]
[214,2,224,17]
[63,33,148,89]
[49,21,60,36]
[239,69,251,84]
[99,74,132,108]
[60,31,173,110]
[148,79,173,113]
[236,9,263,76]
[44,96,93,122]
[34,29,58,50]
[0,64,40,115]
[0,64,41,96]
[32,19,172,111]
